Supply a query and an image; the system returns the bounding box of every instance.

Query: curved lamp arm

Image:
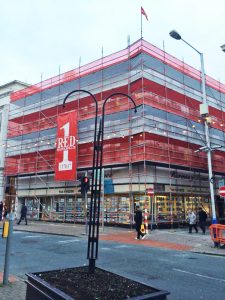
[101,92,137,141]
[63,89,98,110]
[62,89,98,185]
[102,92,137,116]
[98,92,137,197]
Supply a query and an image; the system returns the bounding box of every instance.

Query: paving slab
[0,275,26,300]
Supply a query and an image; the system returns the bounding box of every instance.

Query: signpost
[3,212,14,285]
[146,188,154,232]
[219,186,225,197]
[146,188,154,196]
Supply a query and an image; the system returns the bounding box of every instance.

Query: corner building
[5,39,225,226]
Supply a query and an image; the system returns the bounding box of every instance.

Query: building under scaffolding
[0,81,29,215]
[4,39,225,226]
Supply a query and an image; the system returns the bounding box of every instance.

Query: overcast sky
[1,0,225,87]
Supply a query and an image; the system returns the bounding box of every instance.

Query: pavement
[0,221,225,299]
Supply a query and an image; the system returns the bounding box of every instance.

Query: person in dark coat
[0,201,3,221]
[198,208,207,234]
[17,204,28,225]
[3,205,8,219]
[134,204,145,240]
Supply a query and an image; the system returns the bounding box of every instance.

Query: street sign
[218,179,225,188]
[219,186,225,197]
[146,188,154,196]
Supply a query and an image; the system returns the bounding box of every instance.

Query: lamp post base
[212,218,217,224]
[89,258,96,274]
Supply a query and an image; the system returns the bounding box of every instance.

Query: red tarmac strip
[0,273,18,283]
[100,231,193,251]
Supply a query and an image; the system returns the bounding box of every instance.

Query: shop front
[17,186,211,228]
[15,165,216,226]
[17,187,89,223]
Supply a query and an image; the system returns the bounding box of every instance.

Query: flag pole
[141,8,143,39]
[127,34,130,47]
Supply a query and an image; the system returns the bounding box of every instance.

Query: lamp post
[87,92,137,273]
[63,89,99,273]
[169,30,217,224]
[63,90,137,273]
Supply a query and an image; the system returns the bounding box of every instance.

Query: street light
[63,89,99,273]
[169,30,217,224]
[92,92,137,273]
[194,145,222,153]
[63,90,137,273]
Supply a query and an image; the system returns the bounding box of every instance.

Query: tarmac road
[0,229,225,300]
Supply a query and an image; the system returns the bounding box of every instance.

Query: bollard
[2,221,9,238]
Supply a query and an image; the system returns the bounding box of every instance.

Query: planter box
[26,266,170,300]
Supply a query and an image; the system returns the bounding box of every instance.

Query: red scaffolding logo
[55,111,77,181]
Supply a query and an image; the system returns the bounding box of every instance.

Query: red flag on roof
[141,6,148,21]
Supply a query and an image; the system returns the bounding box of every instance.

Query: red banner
[55,111,77,181]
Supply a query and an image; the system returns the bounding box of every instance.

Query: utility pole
[169,30,217,223]
[3,176,16,284]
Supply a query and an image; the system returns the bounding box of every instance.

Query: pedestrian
[187,210,198,233]
[0,201,3,221]
[134,204,145,240]
[3,204,8,220]
[17,203,28,225]
[198,207,207,234]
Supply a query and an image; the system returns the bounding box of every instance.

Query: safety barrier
[209,224,225,248]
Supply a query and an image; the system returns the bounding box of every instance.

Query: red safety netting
[5,131,225,176]
[5,38,225,179]
[8,78,225,138]
[10,39,225,102]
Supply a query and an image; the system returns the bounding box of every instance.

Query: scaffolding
[4,38,225,224]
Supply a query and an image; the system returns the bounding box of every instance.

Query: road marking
[101,247,111,251]
[23,235,44,238]
[58,239,80,244]
[114,245,131,248]
[173,268,225,282]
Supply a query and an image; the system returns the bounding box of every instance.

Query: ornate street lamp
[63,90,137,273]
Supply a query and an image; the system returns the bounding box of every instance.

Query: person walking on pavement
[17,203,28,225]
[0,201,3,221]
[3,204,8,220]
[198,207,207,234]
[134,204,145,240]
[188,210,198,233]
